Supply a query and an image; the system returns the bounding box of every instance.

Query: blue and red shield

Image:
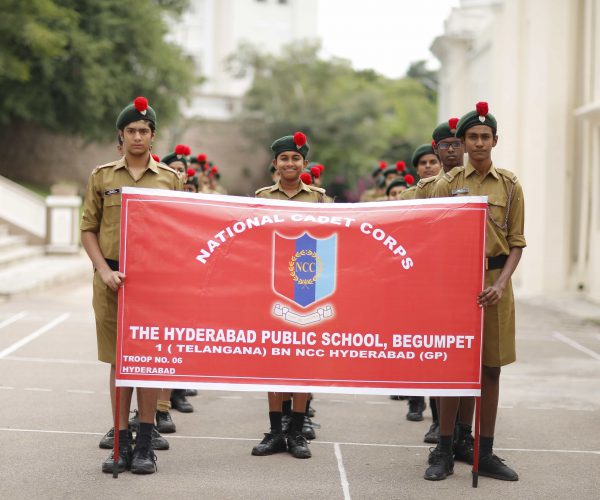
[273,232,337,308]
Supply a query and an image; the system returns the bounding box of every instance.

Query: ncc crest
[272,232,337,324]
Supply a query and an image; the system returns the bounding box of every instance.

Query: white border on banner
[117,189,486,397]
[114,380,480,396]
[120,186,488,209]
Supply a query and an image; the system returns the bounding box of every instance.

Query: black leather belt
[486,255,508,270]
[105,259,119,271]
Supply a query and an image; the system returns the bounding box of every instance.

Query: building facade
[168,0,318,120]
[432,0,600,303]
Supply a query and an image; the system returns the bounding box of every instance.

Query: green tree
[230,42,437,185]
[0,0,195,139]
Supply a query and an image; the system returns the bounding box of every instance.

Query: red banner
[116,188,487,396]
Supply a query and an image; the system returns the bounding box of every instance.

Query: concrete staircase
[0,224,90,298]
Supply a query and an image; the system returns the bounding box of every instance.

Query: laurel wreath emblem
[289,250,322,285]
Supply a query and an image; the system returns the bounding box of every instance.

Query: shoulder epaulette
[496,167,519,184]
[255,185,274,196]
[92,161,118,173]
[405,185,417,192]
[156,163,179,176]
[442,166,465,182]
[417,176,437,188]
[308,185,326,194]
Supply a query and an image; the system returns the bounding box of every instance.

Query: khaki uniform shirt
[432,162,526,257]
[400,185,417,200]
[360,188,379,202]
[255,180,331,203]
[415,170,444,199]
[80,156,183,260]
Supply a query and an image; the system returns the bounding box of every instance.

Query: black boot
[156,410,176,434]
[407,397,426,421]
[101,431,133,473]
[453,423,474,464]
[479,453,519,481]
[424,421,440,444]
[287,432,311,459]
[170,389,194,413]
[251,432,287,456]
[131,423,157,474]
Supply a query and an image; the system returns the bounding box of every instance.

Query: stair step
[0,234,28,251]
[0,252,91,297]
[0,245,45,269]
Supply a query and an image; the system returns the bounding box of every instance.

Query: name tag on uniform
[451,188,469,195]
[104,188,121,196]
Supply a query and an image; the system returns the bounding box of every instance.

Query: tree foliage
[230,43,437,184]
[0,0,195,139]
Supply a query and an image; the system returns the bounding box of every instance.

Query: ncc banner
[116,188,487,396]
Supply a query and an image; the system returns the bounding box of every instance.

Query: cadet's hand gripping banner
[116,188,487,396]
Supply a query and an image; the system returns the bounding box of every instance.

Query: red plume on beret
[293,131,307,149]
[151,154,160,162]
[448,117,459,130]
[317,164,325,173]
[300,172,312,184]
[431,140,437,148]
[476,102,489,116]
[134,96,148,114]
[184,145,191,156]
[210,166,219,175]
[174,144,187,156]
[187,168,196,177]
[379,160,387,169]
[404,174,415,186]
[396,161,406,172]
[310,166,321,178]
[197,153,207,163]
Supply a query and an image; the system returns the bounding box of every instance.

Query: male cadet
[81,96,183,474]
[253,131,329,460]
[401,144,441,200]
[416,118,463,199]
[426,102,525,482]
[161,144,190,182]
[386,174,415,200]
[360,161,386,201]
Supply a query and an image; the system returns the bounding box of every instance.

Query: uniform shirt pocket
[487,195,508,230]
[102,193,122,226]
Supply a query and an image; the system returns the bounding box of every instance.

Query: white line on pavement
[0,311,27,330]
[24,388,52,392]
[334,443,352,500]
[553,331,600,361]
[3,355,101,365]
[0,427,599,455]
[66,390,96,394]
[0,386,14,390]
[0,313,70,359]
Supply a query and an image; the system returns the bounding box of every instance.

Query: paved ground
[0,277,599,499]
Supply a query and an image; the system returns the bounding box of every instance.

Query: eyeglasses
[437,141,462,150]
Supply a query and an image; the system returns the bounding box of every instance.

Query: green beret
[411,144,436,167]
[271,131,309,159]
[385,177,408,196]
[432,118,460,143]
[161,152,187,167]
[455,102,497,138]
[116,96,156,130]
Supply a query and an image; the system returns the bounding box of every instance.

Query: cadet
[360,162,386,202]
[426,102,525,481]
[386,174,415,200]
[253,131,329,460]
[81,96,182,474]
[161,144,190,181]
[416,118,464,199]
[401,144,440,200]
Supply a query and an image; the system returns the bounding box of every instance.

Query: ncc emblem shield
[272,232,337,308]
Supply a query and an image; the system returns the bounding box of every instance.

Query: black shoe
[307,402,316,417]
[131,444,157,474]
[424,422,440,444]
[424,448,454,481]
[287,432,311,459]
[150,427,170,450]
[99,427,115,450]
[478,453,519,481]
[128,410,139,433]
[185,389,198,397]
[281,415,292,434]
[302,416,316,440]
[101,439,133,473]
[251,432,287,456]
[454,430,474,464]
[156,410,176,434]
[407,397,426,422]
[389,395,406,401]
[170,390,194,413]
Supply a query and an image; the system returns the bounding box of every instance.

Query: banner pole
[472,395,481,488]
[112,386,121,478]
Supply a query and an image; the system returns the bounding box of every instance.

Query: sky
[317,0,461,79]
